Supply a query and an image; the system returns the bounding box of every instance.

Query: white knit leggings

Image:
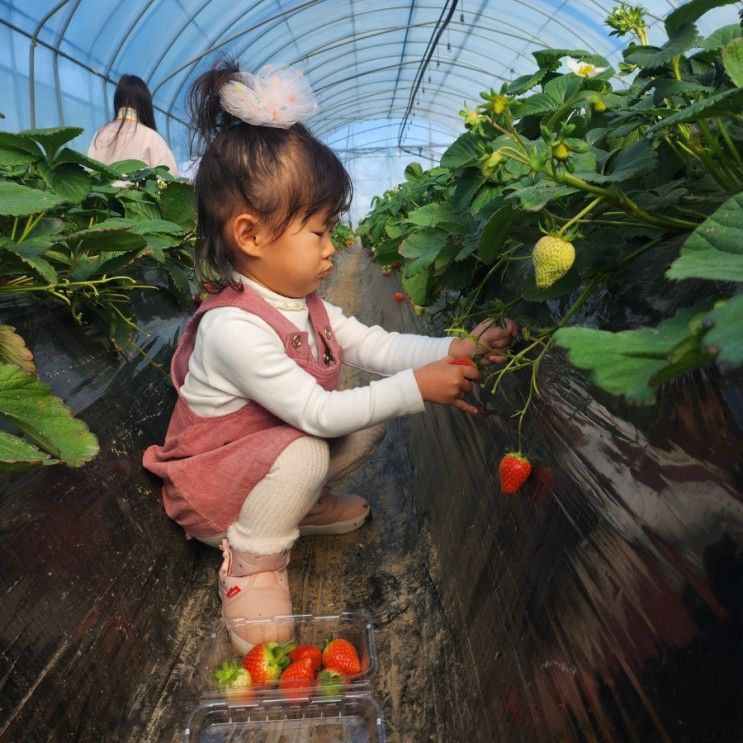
[197,423,385,554]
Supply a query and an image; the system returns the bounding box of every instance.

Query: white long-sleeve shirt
[181,277,452,437]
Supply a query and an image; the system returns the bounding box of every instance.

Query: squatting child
[143,60,516,651]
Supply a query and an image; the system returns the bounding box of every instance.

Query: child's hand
[414,357,481,414]
[449,318,518,365]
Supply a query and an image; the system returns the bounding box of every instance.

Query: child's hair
[94,74,157,149]
[113,74,157,129]
[188,58,353,290]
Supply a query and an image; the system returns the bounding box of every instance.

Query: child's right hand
[414,357,481,414]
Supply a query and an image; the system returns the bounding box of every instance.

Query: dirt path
[286,246,468,742]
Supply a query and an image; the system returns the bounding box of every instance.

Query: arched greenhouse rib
[2,1,743,741]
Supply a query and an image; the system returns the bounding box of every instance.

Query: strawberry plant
[330,221,356,250]
[359,0,743,450]
[0,126,195,469]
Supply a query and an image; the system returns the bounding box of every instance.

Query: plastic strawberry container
[184,611,386,742]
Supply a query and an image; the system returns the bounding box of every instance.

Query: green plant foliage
[331,222,356,250]
[0,126,197,468]
[359,0,743,438]
[0,363,99,469]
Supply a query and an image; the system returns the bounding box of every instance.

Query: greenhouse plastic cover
[1,1,739,218]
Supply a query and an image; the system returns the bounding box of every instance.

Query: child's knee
[285,435,330,485]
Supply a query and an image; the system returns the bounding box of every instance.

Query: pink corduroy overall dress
[142,285,342,539]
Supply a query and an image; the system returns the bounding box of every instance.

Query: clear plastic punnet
[185,610,385,742]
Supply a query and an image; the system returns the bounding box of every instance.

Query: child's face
[243,211,337,298]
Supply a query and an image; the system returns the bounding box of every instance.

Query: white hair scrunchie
[218,64,319,128]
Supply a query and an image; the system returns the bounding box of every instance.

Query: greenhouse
[1,0,742,740]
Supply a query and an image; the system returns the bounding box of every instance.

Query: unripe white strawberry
[532,236,576,288]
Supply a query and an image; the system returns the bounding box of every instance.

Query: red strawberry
[278,658,316,701]
[287,643,322,672]
[498,452,532,494]
[394,291,405,302]
[243,641,292,684]
[317,668,346,697]
[322,637,362,676]
[450,357,477,367]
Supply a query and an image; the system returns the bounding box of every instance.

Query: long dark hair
[188,58,352,290]
[94,74,158,149]
[113,74,157,129]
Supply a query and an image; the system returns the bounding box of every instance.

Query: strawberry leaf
[667,193,743,281]
[0,325,35,373]
[0,363,99,466]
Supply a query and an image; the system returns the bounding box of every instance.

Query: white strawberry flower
[564,57,607,78]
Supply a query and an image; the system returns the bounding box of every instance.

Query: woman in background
[88,74,177,173]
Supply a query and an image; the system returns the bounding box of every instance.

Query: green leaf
[66,217,134,239]
[108,159,149,176]
[47,163,92,203]
[160,180,195,227]
[0,324,35,373]
[507,67,550,95]
[0,132,41,167]
[646,87,743,134]
[404,162,424,181]
[78,229,147,255]
[580,140,658,184]
[703,294,743,369]
[699,23,742,51]
[400,228,448,274]
[667,193,743,281]
[55,147,114,174]
[517,74,585,118]
[163,262,194,306]
[21,127,84,161]
[0,180,66,215]
[722,37,743,87]
[124,199,161,221]
[553,306,705,403]
[441,131,481,169]
[450,168,483,214]
[0,363,99,466]
[665,0,739,37]
[128,218,186,235]
[0,131,43,157]
[401,268,433,306]
[624,24,700,68]
[506,181,578,211]
[0,428,55,470]
[406,203,448,227]
[478,205,513,264]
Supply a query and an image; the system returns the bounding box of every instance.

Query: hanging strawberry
[498,452,533,494]
[532,235,576,288]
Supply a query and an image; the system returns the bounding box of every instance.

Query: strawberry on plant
[450,357,477,367]
[288,643,322,672]
[499,452,532,494]
[243,641,292,684]
[532,235,576,288]
[212,658,252,699]
[394,291,405,302]
[322,636,362,676]
[317,668,346,697]
[278,657,316,701]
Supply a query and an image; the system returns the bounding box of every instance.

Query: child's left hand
[450,318,518,365]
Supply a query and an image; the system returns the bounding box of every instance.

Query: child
[88,74,178,174]
[143,60,516,652]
